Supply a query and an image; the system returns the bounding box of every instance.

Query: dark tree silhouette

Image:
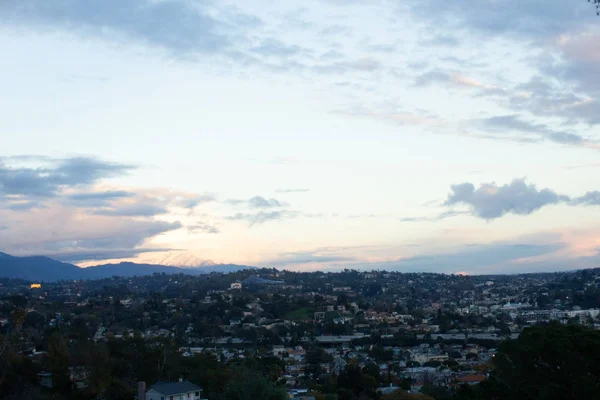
[591,0,600,15]
[483,322,600,400]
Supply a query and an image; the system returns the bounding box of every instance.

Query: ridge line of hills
[0,251,257,282]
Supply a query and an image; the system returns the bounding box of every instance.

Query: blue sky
[1,0,600,274]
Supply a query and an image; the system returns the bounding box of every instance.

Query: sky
[1,0,600,275]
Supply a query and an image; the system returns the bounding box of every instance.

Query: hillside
[0,252,256,282]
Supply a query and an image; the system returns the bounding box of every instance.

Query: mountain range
[0,252,256,282]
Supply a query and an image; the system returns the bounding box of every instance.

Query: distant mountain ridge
[146,253,217,268]
[0,252,256,282]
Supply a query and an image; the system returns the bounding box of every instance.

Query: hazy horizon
[2,0,600,275]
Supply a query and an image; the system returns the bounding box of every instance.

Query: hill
[0,252,256,282]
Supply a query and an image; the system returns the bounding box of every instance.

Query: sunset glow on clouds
[2,0,600,274]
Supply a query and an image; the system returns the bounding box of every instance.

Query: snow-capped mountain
[149,253,216,268]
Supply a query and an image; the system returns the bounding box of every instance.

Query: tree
[224,367,287,400]
[47,332,70,392]
[381,390,435,400]
[592,0,600,16]
[483,322,600,400]
[362,362,381,384]
[305,348,332,379]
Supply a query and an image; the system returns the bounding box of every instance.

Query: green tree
[483,322,600,400]
[223,367,287,400]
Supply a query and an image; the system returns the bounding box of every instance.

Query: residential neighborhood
[2,267,600,399]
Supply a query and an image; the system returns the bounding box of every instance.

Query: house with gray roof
[145,381,204,400]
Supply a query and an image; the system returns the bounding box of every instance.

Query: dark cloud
[0,156,134,197]
[0,0,248,55]
[476,114,586,146]
[49,247,175,263]
[68,190,134,201]
[67,190,134,207]
[445,179,568,219]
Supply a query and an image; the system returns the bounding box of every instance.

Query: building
[30,283,42,289]
[455,374,486,386]
[145,381,204,400]
[230,281,242,290]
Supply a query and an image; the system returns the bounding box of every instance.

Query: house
[38,372,53,389]
[455,374,486,385]
[146,381,204,400]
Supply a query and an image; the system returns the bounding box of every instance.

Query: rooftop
[148,381,201,396]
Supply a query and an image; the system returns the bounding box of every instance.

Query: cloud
[92,204,168,217]
[475,114,588,146]
[439,178,600,220]
[444,179,569,219]
[251,39,309,58]
[352,242,566,274]
[265,251,356,267]
[319,25,353,37]
[225,195,285,208]
[335,104,442,127]
[226,210,297,226]
[421,35,460,47]
[312,57,382,74]
[49,247,174,263]
[405,2,599,128]
[0,203,183,263]
[173,194,216,209]
[0,155,223,263]
[415,69,504,95]
[0,0,247,55]
[66,190,135,207]
[399,210,469,223]
[187,223,220,234]
[249,196,283,208]
[569,191,600,206]
[515,33,600,125]
[409,0,595,40]
[0,156,134,197]
[275,188,310,193]
[68,190,134,201]
[3,200,45,211]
